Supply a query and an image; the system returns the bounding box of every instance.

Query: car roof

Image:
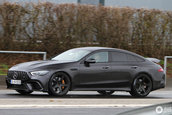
[73,47,145,59]
[73,47,131,53]
[73,47,114,51]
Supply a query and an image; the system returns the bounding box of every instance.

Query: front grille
[7,71,30,80]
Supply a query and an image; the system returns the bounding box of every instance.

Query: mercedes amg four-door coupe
[6,47,165,97]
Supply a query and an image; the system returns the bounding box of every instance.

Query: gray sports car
[6,47,165,97]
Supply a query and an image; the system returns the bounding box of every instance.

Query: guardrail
[0,50,47,60]
[164,56,172,85]
[164,56,172,76]
[0,50,47,76]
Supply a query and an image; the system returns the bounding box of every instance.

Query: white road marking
[0,104,151,109]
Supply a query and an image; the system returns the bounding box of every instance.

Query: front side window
[87,52,108,63]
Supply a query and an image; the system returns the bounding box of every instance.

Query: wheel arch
[132,72,154,91]
[49,71,73,90]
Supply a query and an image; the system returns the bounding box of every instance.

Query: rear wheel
[48,72,71,96]
[16,90,33,95]
[130,74,152,98]
[97,91,114,95]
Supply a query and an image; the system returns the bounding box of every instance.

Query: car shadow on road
[5,92,163,99]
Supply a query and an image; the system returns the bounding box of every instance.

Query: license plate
[10,80,21,85]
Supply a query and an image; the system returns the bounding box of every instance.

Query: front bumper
[6,71,49,92]
[6,79,44,91]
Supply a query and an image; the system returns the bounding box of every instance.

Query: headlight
[30,70,49,76]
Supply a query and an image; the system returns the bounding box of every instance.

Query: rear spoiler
[146,58,160,63]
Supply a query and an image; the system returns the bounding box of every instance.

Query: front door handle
[102,66,110,69]
[131,66,138,69]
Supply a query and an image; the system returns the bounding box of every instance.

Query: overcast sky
[105,0,172,11]
[1,0,172,11]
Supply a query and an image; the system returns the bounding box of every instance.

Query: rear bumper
[152,74,165,90]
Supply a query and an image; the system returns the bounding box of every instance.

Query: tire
[16,90,33,95]
[48,72,71,96]
[48,90,54,96]
[130,74,152,98]
[97,90,114,95]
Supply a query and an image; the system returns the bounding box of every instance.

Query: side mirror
[84,58,96,66]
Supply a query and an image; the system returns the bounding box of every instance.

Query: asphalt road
[0,108,134,115]
[0,89,172,115]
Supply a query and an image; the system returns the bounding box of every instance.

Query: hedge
[0,2,171,65]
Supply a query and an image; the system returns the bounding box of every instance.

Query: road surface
[0,89,172,115]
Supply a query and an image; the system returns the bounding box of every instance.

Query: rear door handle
[102,66,110,69]
[131,66,138,69]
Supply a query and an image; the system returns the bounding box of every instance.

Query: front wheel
[16,90,33,95]
[130,74,152,98]
[48,72,71,96]
[97,91,115,95]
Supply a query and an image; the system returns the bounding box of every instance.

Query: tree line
[0,2,171,64]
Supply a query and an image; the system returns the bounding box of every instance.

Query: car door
[109,51,140,89]
[75,51,112,89]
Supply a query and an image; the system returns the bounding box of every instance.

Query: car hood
[9,60,74,71]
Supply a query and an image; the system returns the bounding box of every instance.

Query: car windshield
[51,49,91,61]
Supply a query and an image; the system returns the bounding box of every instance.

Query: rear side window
[134,56,145,62]
[126,54,138,61]
[111,52,144,62]
[111,52,127,61]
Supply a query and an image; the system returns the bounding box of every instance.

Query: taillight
[158,68,164,72]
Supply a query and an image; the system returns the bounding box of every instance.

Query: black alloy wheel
[130,74,152,98]
[16,90,33,95]
[97,91,115,95]
[48,72,70,96]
